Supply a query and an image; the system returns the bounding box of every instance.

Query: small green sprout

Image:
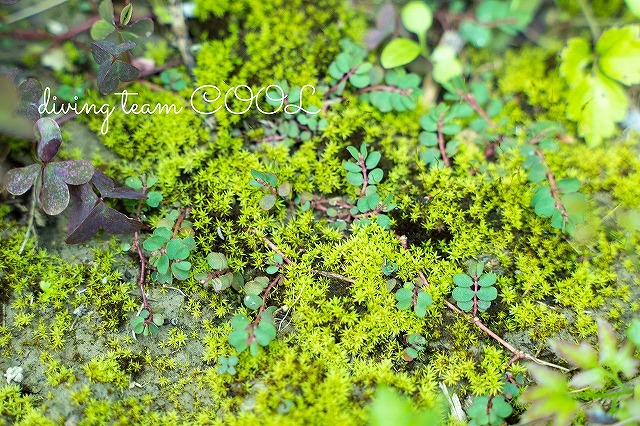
[130,309,164,336]
[467,395,513,426]
[228,309,277,357]
[395,282,433,318]
[451,261,498,315]
[243,276,269,310]
[249,170,291,210]
[143,225,195,284]
[216,355,239,375]
[403,333,426,362]
[266,253,284,274]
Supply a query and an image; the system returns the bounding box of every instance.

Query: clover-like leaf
[35,118,62,162]
[3,164,40,195]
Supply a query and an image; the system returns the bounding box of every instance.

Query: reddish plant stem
[460,92,498,129]
[357,85,413,96]
[133,231,150,311]
[357,155,369,197]
[324,66,359,98]
[255,274,283,319]
[436,114,451,167]
[312,270,355,283]
[535,149,568,218]
[172,207,192,238]
[1,16,101,43]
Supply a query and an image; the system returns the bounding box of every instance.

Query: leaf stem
[576,0,601,44]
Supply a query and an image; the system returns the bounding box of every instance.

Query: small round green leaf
[380,38,421,69]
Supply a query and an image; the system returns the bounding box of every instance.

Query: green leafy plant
[458,1,532,49]
[560,25,640,145]
[194,252,240,292]
[451,262,497,315]
[343,144,396,229]
[249,170,291,210]
[216,355,239,375]
[395,281,433,318]
[520,122,589,234]
[520,318,640,425]
[143,216,195,284]
[90,0,154,43]
[228,308,277,357]
[130,309,164,336]
[418,103,470,168]
[325,40,421,113]
[159,69,187,91]
[402,333,426,361]
[125,176,163,208]
[467,395,512,426]
[380,1,432,69]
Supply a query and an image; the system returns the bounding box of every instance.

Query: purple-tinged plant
[65,170,145,244]
[3,118,94,216]
[91,41,140,94]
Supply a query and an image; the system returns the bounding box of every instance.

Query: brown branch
[0,16,101,43]
[133,231,150,311]
[259,235,293,265]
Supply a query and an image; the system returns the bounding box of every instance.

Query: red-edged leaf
[91,170,145,199]
[65,199,141,244]
[67,183,98,234]
[3,164,40,195]
[35,118,62,162]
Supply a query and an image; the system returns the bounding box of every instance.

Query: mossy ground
[1,0,640,424]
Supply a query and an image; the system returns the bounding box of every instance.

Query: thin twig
[258,235,293,265]
[312,270,355,283]
[576,0,601,43]
[19,186,38,254]
[436,113,451,167]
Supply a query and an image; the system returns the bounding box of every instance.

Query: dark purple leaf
[97,60,139,95]
[50,160,94,185]
[67,183,98,233]
[124,18,154,38]
[35,118,62,162]
[97,62,120,94]
[91,170,145,199]
[92,41,136,63]
[65,199,142,244]
[41,163,70,215]
[18,78,43,103]
[91,41,115,64]
[3,164,40,195]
